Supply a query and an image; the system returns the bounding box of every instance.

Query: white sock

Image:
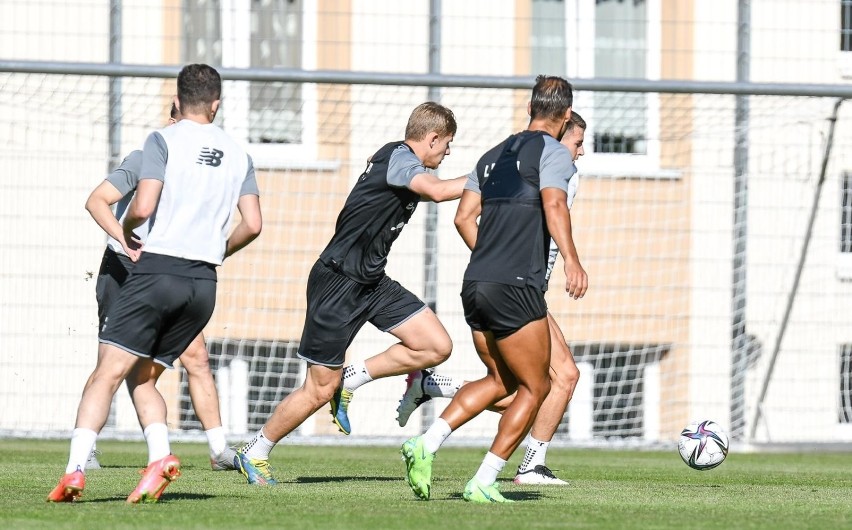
[421,418,453,454]
[143,423,171,464]
[518,435,550,472]
[243,427,277,460]
[206,426,227,458]
[66,428,98,474]
[423,372,463,398]
[474,451,506,486]
[342,361,373,392]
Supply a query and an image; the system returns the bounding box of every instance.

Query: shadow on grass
[445,491,543,502]
[292,475,399,483]
[81,492,215,503]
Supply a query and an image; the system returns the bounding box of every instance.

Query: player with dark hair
[81,101,237,473]
[47,63,262,503]
[402,76,588,503]
[397,111,588,486]
[234,101,466,485]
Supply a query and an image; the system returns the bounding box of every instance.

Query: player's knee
[427,335,453,364]
[306,379,338,406]
[180,344,211,375]
[551,363,580,394]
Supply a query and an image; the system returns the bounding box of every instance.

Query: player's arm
[123,179,163,231]
[84,180,125,244]
[542,187,587,300]
[225,155,263,258]
[225,194,262,258]
[408,172,467,202]
[454,189,481,250]
[123,132,166,244]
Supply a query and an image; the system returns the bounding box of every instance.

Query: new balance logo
[197,147,224,167]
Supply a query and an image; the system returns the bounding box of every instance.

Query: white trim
[839,51,852,80]
[836,252,852,280]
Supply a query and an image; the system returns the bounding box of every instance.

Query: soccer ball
[678,420,729,470]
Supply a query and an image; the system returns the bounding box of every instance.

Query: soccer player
[82,102,238,472]
[234,102,465,485]
[396,111,587,486]
[401,76,588,503]
[47,63,262,503]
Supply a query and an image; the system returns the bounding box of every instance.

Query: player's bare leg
[235,363,342,485]
[50,344,143,502]
[514,313,579,485]
[463,317,551,503]
[333,308,452,434]
[440,330,516,429]
[367,308,452,377]
[488,318,552,459]
[402,329,513,501]
[179,333,234,469]
[76,343,141,433]
[124,361,182,506]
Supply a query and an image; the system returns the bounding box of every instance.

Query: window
[593,0,647,154]
[250,0,302,144]
[840,344,852,423]
[182,0,316,165]
[842,172,852,253]
[842,0,852,51]
[531,0,566,76]
[563,0,662,176]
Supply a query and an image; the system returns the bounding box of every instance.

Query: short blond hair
[404,102,457,141]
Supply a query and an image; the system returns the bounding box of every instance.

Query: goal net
[2,70,852,447]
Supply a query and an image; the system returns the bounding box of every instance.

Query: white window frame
[220,0,320,169]
[840,0,852,78]
[564,0,672,179]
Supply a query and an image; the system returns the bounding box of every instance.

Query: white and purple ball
[678,420,729,470]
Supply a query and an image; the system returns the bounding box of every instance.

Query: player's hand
[564,261,588,300]
[122,230,143,262]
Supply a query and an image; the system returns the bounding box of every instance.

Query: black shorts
[95,247,134,329]
[461,280,547,339]
[98,272,217,368]
[298,260,427,367]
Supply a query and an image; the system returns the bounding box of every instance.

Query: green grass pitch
[3,439,851,529]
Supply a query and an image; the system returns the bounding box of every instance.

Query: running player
[234,102,465,485]
[83,102,238,472]
[396,111,587,486]
[47,64,262,503]
[401,76,588,503]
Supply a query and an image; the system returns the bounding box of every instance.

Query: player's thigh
[369,277,450,354]
[179,333,210,371]
[497,316,551,389]
[472,328,517,392]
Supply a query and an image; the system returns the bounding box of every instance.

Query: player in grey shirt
[401,76,588,503]
[49,64,262,504]
[82,103,240,473]
[395,111,588,486]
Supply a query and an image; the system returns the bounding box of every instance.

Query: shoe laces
[534,465,558,478]
[253,459,275,478]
